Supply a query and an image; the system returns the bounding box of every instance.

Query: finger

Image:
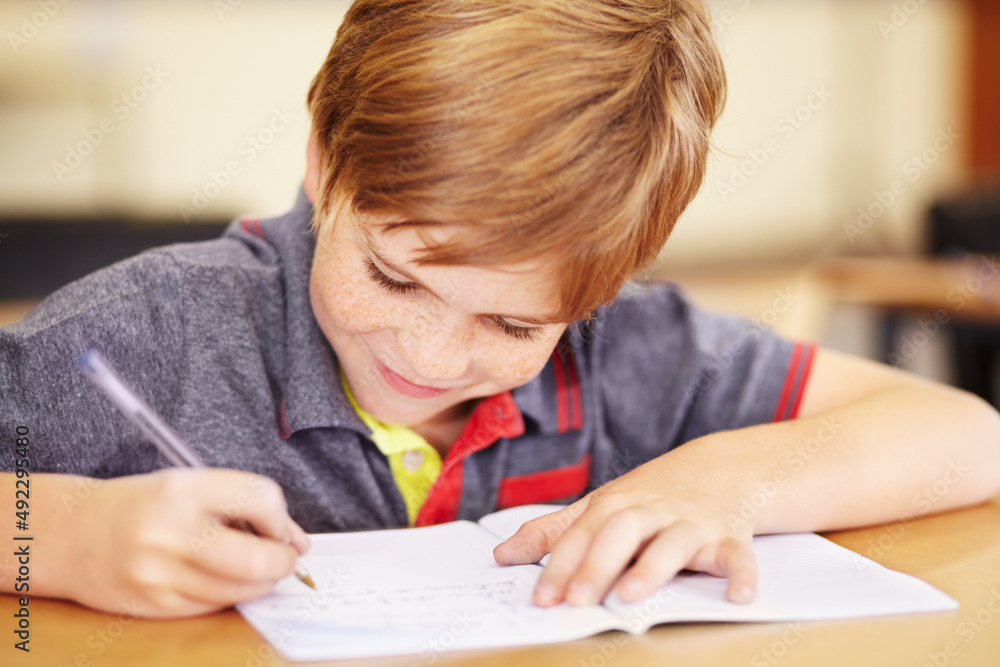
[531,496,644,607]
[168,469,296,546]
[122,584,230,620]
[141,596,228,620]
[494,499,589,566]
[120,552,282,616]
[289,519,311,556]
[714,537,758,603]
[532,524,596,607]
[612,520,707,603]
[171,565,281,609]
[564,508,661,606]
[214,474,296,545]
[186,522,301,584]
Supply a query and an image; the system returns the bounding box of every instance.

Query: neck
[410,400,475,456]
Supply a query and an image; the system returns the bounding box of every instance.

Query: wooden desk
[2,500,999,667]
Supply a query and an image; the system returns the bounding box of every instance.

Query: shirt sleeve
[581,282,815,467]
[0,250,188,478]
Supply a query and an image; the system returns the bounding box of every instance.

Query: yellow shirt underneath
[341,372,442,525]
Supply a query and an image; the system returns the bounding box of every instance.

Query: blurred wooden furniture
[0,300,38,327]
[649,254,1000,340]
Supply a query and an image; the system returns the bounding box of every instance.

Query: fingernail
[618,577,645,601]
[566,582,594,606]
[534,583,558,606]
[731,585,753,604]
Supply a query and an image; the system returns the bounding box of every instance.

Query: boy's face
[309,198,568,431]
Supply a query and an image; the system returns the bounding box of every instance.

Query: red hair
[308,0,725,321]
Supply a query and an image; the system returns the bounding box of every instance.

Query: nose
[395,310,472,383]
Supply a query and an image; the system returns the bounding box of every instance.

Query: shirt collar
[227,187,366,436]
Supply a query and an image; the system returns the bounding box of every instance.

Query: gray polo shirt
[0,188,811,532]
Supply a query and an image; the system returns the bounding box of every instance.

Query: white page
[237,520,621,662]
[239,507,958,662]
[480,505,957,630]
[604,533,959,631]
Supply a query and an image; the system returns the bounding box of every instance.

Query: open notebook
[237,505,957,662]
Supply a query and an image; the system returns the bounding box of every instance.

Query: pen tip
[299,573,317,590]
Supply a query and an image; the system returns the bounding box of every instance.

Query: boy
[2,0,1000,619]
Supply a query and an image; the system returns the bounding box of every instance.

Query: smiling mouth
[374,358,451,399]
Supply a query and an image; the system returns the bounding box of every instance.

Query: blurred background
[1,0,999,402]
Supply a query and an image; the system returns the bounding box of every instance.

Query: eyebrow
[365,239,564,326]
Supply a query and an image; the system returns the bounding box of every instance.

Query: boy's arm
[0,469,309,618]
[494,347,1000,606]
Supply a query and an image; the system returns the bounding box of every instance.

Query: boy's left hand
[492,451,758,607]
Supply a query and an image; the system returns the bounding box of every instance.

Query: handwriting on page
[239,510,961,662]
[251,565,585,637]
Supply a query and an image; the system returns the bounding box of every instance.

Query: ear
[304,129,321,205]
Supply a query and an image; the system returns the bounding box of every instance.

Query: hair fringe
[308,0,726,321]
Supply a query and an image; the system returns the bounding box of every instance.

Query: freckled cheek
[310,263,401,336]
[477,335,561,390]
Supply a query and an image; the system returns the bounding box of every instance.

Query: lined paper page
[237,520,620,661]
[479,505,957,629]
[604,533,958,629]
[239,507,958,661]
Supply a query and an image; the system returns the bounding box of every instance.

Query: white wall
[0,0,970,260]
[675,0,969,264]
[0,0,352,221]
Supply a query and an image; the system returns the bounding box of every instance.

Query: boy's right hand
[28,469,310,618]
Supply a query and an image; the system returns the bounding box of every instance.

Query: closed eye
[366,256,542,342]
[365,258,418,295]
[491,316,541,342]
